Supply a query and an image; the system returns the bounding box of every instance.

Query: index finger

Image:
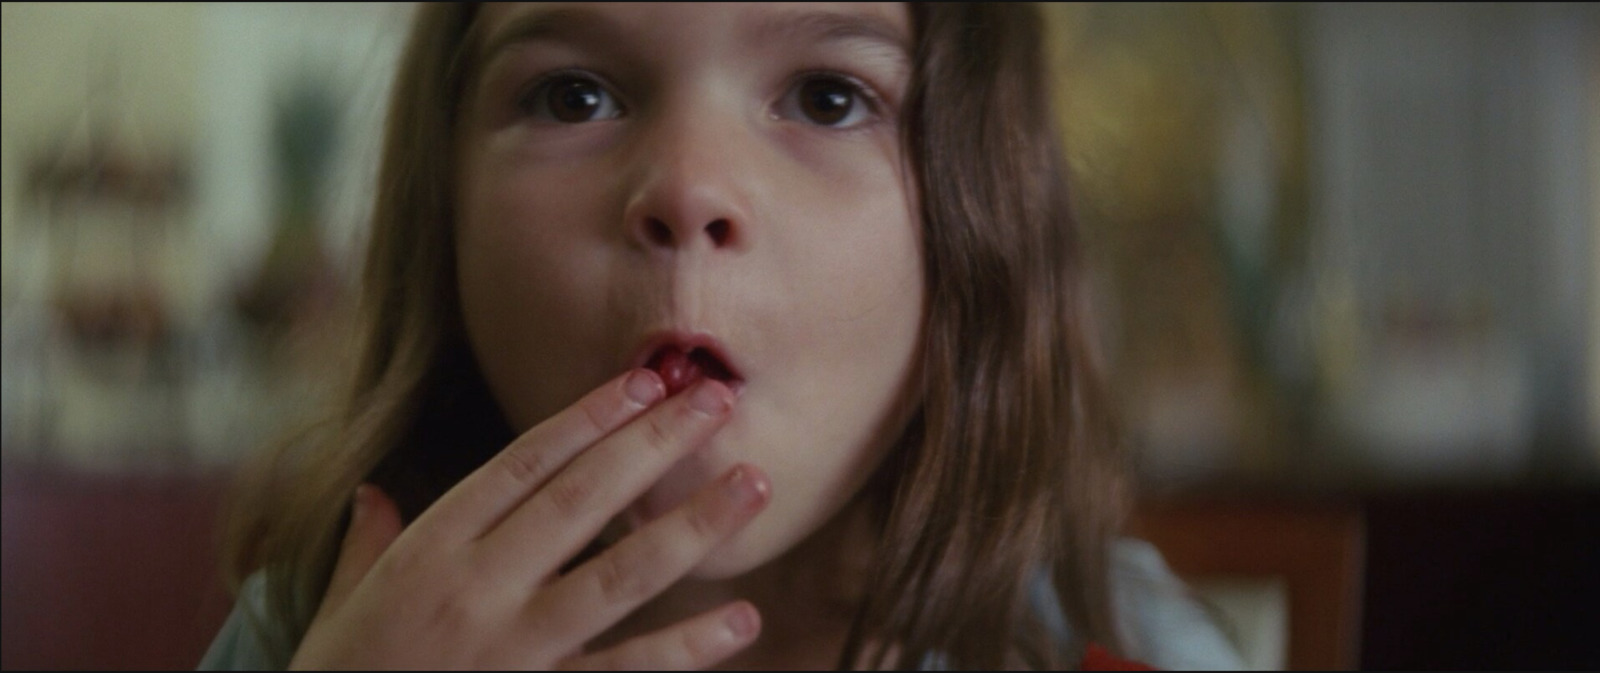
[411,369,667,546]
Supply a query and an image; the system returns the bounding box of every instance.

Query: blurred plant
[12,51,195,463]
[235,69,344,340]
[1044,4,1313,478]
[272,69,343,223]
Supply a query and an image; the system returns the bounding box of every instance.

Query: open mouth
[635,335,744,397]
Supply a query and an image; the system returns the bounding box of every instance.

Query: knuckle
[577,395,613,436]
[677,624,721,668]
[640,413,677,458]
[498,445,549,486]
[685,497,725,540]
[545,474,594,519]
[594,550,653,605]
[426,592,482,639]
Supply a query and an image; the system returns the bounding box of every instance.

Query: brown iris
[546,77,606,123]
[798,78,855,126]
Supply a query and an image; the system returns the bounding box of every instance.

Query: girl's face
[455,3,923,578]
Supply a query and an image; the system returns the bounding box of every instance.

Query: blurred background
[2,3,1596,669]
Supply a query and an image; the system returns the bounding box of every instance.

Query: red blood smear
[652,348,703,396]
[647,347,734,397]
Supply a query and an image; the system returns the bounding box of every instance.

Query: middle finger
[473,378,737,580]
[527,463,770,658]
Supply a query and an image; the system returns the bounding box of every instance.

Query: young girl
[201,3,1242,669]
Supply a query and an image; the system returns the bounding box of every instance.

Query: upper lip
[627,329,745,383]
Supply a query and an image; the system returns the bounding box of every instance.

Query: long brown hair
[224,4,1130,669]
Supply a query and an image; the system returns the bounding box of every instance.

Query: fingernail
[726,603,759,640]
[689,380,732,415]
[722,466,769,508]
[624,369,665,406]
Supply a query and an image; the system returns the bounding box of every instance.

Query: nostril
[706,219,731,247]
[645,218,673,246]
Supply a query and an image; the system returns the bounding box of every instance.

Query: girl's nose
[622,115,752,255]
[635,214,734,250]
[625,173,745,253]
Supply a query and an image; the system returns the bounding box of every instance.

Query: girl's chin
[684,530,772,580]
[591,488,779,582]
[589,510,771,581]
[629,451,725,524]
[592,460,726,546]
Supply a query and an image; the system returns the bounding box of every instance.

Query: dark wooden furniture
[1,466,234,669]
[1133,497,1367,670]
[4,464,1595,670]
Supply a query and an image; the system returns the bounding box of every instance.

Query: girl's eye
[519,74,623,123]
[780,74,878,128]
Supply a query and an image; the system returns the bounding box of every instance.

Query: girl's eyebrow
[748,8,911,64]
[478,7,623,65]
[477,6,910,70]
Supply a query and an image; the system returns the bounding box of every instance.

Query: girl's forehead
[474,2,911,63]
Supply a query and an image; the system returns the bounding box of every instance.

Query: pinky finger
[560,601,760,671]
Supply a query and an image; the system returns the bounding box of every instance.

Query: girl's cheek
[769,123,904,195]
[462,127,617,240]
[478,124,630,165]
[779,139,918,300]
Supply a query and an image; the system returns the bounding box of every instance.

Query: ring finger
[521,464,770,657]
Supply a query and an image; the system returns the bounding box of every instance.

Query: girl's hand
[288,371,768,670]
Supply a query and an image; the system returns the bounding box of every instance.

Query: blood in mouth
[645,346,737,397]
